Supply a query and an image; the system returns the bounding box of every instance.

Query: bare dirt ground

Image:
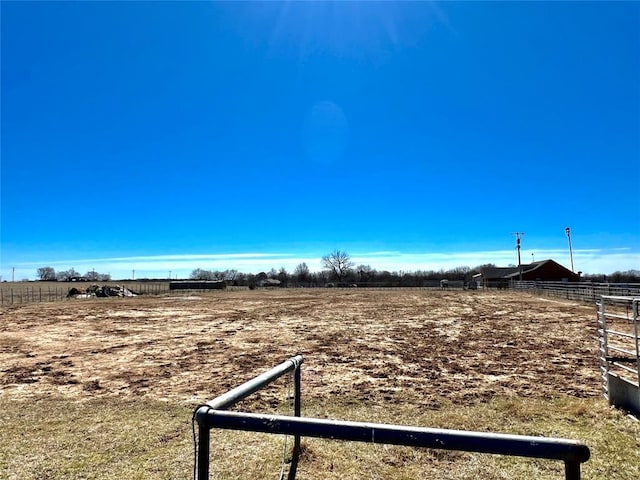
[0,289,600,408]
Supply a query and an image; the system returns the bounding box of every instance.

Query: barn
[479,259,579,288]
[169,281,227,290]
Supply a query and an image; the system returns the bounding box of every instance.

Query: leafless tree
[37,267,56,281]
[294,262,310,283]
[321,250,354,282]
[56,268,80,281]
[190,268,215,280]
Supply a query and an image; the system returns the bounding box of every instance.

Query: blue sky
[1,1,639,280]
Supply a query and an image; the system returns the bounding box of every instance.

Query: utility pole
[565,227,574,272]
[12,267,15,282]
[512,232,525,281]
[132,269,135,281]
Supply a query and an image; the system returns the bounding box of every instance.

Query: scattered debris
[67,285,138,298]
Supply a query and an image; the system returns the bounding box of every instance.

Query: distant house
[478,259,579,288]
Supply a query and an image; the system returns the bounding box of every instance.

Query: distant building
[169,281,226,290]
[477,259,579,288]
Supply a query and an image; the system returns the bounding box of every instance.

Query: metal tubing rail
[199,410,590,480]
[606,329,637,339]
[607,345,637,356]
[195,355,303,480]
[203,355,303,410]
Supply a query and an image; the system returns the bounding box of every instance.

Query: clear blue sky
[1,1,639,279]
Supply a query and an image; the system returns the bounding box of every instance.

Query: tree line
[35,250,640,285]
[187,250,496,288]
[36,267,111,282]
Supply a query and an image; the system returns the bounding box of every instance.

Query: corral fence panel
[513,281,640,303]
[194,355,590,480]
[597,295,640,416]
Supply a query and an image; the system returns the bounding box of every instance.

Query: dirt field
[0,289,600,407]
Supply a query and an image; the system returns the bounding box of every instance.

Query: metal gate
[597,296,640,415]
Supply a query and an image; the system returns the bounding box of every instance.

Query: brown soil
[0,289,600,407]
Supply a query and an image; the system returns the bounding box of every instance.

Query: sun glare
[243,2,444,63]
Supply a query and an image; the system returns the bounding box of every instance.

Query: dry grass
[0,395,638,479]
[1,289,638,479]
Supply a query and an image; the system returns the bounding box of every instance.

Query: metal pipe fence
[194,355,303,480]
[194,355,590,480]
[597,296,640,415]
[513,281,640,303]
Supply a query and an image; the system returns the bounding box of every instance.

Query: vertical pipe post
[600,299,610,400]
[197,421,210,480]
[633,300,640,409]
[293,361,302,454]
[564,460,580,480]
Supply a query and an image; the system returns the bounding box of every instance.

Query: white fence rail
[512,281,640,303]
[596,296,640,416]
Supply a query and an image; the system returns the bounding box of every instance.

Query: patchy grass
[1,290,637,478]
[0,397,192,480]
[0,395,637,479]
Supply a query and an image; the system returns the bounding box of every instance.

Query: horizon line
[1,247,638,280]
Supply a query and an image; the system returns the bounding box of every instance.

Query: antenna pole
[512,232,525,281]
[565,227,574,272]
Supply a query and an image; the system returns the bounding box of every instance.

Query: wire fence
[5,280,638,307]
[0,282,171,306]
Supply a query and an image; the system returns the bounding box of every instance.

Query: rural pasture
[1,289,638,479]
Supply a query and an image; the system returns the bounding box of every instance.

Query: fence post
[197,422,211,480]
[565,460,580,480]
[293,359,302,460]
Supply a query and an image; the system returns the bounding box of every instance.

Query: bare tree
[356,264,375,282]
[85,270,100,282]
[37,267,56,281]
[321,250,354,282]
[277,267,289,285]
[294,262,310,283]
[190,268,215,280]
[56,268,80,281]
[223,269,238,281]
